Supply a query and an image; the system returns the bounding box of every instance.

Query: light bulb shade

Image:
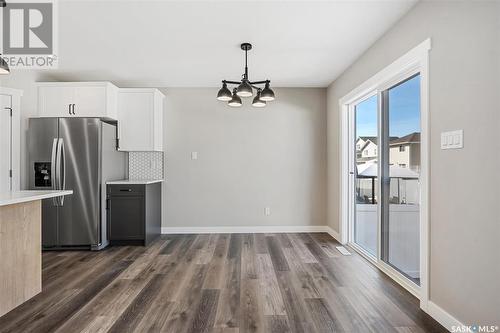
[0,56,9,75]
[252,90,266,108]
[228,90,242,107]
[217,83,232,101]
[236,79,253,97]
[260,83,275,101]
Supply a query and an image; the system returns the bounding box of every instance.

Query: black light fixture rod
[249,80,270,85]
[224,80,242,85]
[244,48,249,79]
[224,80,270,88]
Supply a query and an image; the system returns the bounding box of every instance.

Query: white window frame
[338,39,431,311]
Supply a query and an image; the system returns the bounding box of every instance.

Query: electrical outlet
[264,207,271,216]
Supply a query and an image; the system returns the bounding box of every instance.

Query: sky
[356,74,421,138]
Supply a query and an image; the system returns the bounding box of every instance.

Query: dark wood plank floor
[0,233,446,333]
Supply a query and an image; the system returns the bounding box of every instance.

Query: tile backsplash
[128,152,164,180]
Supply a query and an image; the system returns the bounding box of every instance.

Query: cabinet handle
[68,104,71,115]
[119,189,132,192]
[72,104,76,115]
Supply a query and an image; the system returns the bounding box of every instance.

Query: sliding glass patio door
[349,72,422,288]
[352,94,378,257]
[381,74,421,285]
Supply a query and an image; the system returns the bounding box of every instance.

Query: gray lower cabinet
[106,182,161,246]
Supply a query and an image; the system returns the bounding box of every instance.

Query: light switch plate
[441,130,463,150]
[191,152,198,160]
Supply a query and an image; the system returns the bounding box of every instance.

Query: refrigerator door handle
[60,138,66,205]
[51,138,58,206]
[56,138,66,206]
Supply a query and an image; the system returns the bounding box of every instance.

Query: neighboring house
[356,136,397,164]
[356,133,420,171]
[389,132,421,171]
[361,140,378,159]
[356,137,370,152]
[356,137,378,163]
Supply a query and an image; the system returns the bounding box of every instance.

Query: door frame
[338,39,431,311]
[0,87,23,191]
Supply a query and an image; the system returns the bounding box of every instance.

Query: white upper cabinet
[37,82,118,119]
[117,88,164,151]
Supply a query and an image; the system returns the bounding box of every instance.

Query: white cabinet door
[118,91,154,151]
[73,86,108,117]
[37,82,118,119]
[38,86,74,117]
[117,88,164,151]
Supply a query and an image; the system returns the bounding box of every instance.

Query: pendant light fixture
[217,43,275,108]
[217,82,232,101]
[227,88,242,107]
[260,81,275,101]
[252,89,266,107]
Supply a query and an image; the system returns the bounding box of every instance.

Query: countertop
[0,190,73,207]
[106,179,164,185]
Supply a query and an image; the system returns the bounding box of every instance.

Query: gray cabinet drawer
[107,184,145,196]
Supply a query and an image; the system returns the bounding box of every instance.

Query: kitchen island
[0,190,72,316]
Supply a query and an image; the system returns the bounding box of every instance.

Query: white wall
[162,88,327,229]
[327,0,500,325]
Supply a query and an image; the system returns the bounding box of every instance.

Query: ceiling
[47,0,417,87]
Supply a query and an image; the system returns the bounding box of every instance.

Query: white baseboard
[325,227,341,243]
[161,225,332,235]
[428,301,464,332]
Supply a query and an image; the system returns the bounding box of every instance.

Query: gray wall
[162,88,327,229]
[0,72,328,230]
[327,0,500,324]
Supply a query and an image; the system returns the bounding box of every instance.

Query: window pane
[385,74,421,285]
[354,95,378,256]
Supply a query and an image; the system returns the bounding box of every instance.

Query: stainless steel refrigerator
[28,117,126,250]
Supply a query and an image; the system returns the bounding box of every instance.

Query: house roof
[357,136,398,150]
[356,132,420,152]
[358,136,378,144]
[389,132,420,145]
